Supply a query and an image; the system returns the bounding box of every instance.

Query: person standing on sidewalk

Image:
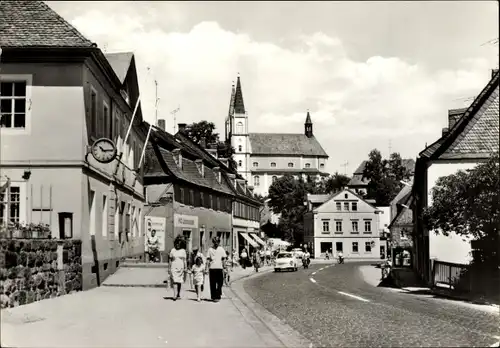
[169,235,187,301]
[206,236,226,302]
[240,248,248,269]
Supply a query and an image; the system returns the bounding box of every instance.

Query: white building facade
[304,189,383,260]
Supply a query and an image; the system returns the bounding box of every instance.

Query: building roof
[233,76,245,114]
[313,188,381,212]
[104,52,134,84]
[0,0,94,48]
[249,133,328,157]
[348,159,415,187]
[306,194,332,204]
[420,70,499,159]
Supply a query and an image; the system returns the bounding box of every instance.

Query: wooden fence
[431,260,468,290]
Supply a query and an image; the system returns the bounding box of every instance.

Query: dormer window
[238,160,242,167]
[253,162,258,167]
[238,145,242,152]
[305,163,311,168]
[270,162,276,168]
[288,163,293,168]
[320,163,325,169]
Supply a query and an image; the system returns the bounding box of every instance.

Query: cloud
[69,8,494,173]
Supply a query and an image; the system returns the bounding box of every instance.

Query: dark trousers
[209,269,224,300]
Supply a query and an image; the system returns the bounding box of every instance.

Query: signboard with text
[145,216,166,252]
[174,214,199,229]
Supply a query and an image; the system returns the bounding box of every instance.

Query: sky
[48,1,499,175]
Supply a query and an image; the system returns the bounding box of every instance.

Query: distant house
[388,181,414,249]
[304,189,384,260]
[347,159,415,197]
[412,69,499,285]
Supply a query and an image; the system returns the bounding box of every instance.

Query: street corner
[230,274,312,348]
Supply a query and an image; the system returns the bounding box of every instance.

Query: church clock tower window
[238,160,242,167]
[271,162,276,168]
[238,145,242,152]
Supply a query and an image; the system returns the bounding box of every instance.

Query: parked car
[274,252,298,272]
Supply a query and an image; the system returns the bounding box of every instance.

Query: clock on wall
[91,138,117,164]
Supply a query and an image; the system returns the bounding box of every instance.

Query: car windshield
[277,253,292,259]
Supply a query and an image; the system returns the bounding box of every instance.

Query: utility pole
[154,79,159,125]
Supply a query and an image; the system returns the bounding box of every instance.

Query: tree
[324,172,351,194]
[362,149,412,205]
[185,121,218,144]
[184,121,237,170]
[422,153,499,268]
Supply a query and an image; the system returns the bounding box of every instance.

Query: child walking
[223,250,233,286]
[191,256,206,302]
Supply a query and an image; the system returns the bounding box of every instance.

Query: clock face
[91,138,117,164]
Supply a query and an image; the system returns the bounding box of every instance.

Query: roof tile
[0,0,94,48]
[249,133,328,157]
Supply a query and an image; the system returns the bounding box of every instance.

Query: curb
[228,269,312,348]
[102,283,166,288]
[400,287,500,309]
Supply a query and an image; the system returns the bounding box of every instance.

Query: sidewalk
[1,264,275,348]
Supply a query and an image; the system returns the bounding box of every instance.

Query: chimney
[200,136,207,149]
[178,123,187,133]
[157,119,166,131]
[227,173,236,187]
[172,148,182,169]
[212,167,221,183]
[195,159,204,177]
[442,127,449,137]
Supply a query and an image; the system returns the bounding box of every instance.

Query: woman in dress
[169,235,187,301]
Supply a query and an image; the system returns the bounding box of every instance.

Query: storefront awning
[250,233,266,247]
[240,232,259,248]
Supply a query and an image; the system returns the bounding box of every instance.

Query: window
[189,190,194,206]
[272,176,278,183]
[200,192,205,207]
[253,162,258,167]
[90,88,97,136]
[0,186,22,224]
[364,220,372,233]
[365,242,372,253]
[114,110,120,143]
[344,202,349,211]
[288,163,293,168]
[305,163,311,168]
[1,81,27,129]
[254,176,260,186]
[125,204,131,237]
[335,221,342,232]
[352,202,357,211]
[352,242,358,253]
[344,194,348,199]
[209,194,213,209]
[236,122,243,133]
[270,162,276,167]
[401,228,409,240]
[238,145,242,152]
[103,102,110,138]
[238,160,242,167]
[322,220,330,233]
[131,206,136,237]
[336,202,341,211]
[336,242,343,252]
[89,190,96,236]
[102,195,108,238]
[217,197,220,210]
[180,188,185,203]
[138,208,142,237]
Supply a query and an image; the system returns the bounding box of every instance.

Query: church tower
[229,75,251,182]
[305,110,313,138]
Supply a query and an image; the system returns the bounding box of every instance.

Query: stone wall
[0,239,82,308]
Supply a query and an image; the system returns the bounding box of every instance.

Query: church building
[225,76,329,197]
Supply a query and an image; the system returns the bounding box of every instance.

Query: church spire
[233,74,246,114]
[305,110,313,138]
[228,81,236,116]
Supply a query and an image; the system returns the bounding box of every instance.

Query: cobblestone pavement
[244,262,500,348]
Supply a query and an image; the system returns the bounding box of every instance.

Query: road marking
[310,278,317,283]
[319,267,324,271]
[312,272,316,275]
[337,291,370,302]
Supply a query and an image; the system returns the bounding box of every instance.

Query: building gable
[0,0,94,48]
[315,189,378,213]
[442,86,499,158]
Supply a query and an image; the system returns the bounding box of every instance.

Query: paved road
[244,262,500,347]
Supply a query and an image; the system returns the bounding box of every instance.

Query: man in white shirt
[206,236,226,302]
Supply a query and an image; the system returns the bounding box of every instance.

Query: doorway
[183,230,192,252]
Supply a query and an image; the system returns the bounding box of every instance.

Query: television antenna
[342,161,349,175]
[171,106,180,133]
